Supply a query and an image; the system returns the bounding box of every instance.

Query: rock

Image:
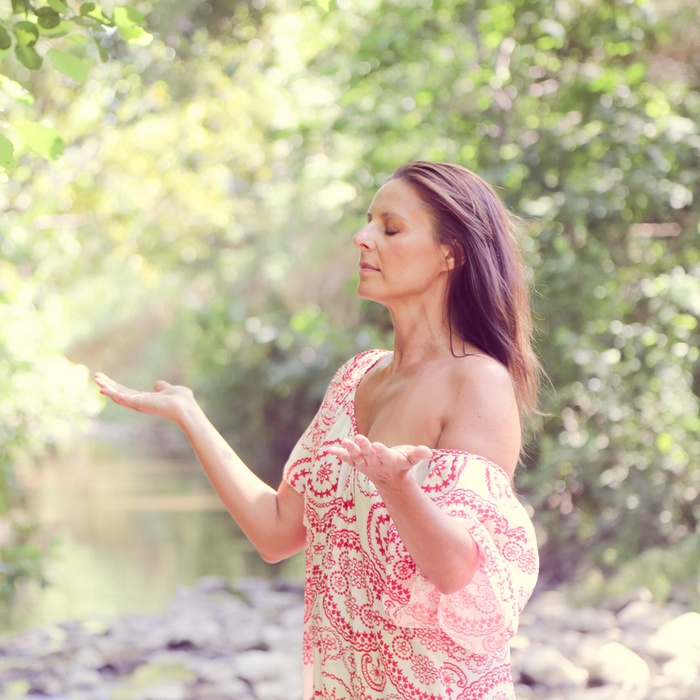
[563,607,618,634]
[255,678,303,700]
[617,599,676,632]
[525,590,571,626]
[194,681,253,700]
[560,687,646,700]
[662,656,700,686]
[519,643,589,689]
[590,641,650,689]
[1,578,697,700]
[233,649,296,684]
[645,612,700,664]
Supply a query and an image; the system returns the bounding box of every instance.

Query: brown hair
[390,161,540,418]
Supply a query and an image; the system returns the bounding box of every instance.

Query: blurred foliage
[0,0,152,168]
[0,257,101,600]
[0,0,699,603]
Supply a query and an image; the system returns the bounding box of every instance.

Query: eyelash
[385,230,399,236]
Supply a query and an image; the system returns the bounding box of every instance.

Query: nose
[353,224,375,250]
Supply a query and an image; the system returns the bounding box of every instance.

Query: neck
[385,298,458,369]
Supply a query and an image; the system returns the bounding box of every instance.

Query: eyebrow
[366,211,408,221]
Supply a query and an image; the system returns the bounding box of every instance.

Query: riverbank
[0,577,698,699]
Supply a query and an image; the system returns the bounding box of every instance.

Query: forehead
[368,178,430,220]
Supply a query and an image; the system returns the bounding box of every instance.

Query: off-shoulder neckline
[348,350,511,481]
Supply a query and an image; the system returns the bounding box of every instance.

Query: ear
[440,244,457,271]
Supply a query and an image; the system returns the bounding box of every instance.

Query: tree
[1,0,698,605]
[0,0,151,171]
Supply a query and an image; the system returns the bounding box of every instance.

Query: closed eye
[385,230,399,236]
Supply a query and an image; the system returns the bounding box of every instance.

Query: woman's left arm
[328,358,521,595]
[330,436,479,594]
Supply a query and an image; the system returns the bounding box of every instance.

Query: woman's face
[353,178,454,307]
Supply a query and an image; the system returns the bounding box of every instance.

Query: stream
[5,426,304,633]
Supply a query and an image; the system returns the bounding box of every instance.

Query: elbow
[435,574,472,596]
[257,539,305,564]
[259,551,286,564]
[433,554,481,595]
[258,546,288,564]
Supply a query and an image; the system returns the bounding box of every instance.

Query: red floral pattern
[284,350,539,699]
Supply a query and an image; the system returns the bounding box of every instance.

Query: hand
[328,434,432,492]
[94,372,196,425]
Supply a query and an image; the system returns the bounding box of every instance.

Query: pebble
[0,576,697,699]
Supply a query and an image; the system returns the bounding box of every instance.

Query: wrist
[174,393,201,430]
[376,469,417,500]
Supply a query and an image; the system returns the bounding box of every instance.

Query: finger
[396,444,433,464]
[94,373,132,397]
[327,446,351,462]
[354,434,376,458]
[154,380,171,392]
[371,442,390,461]
[339,438,364,460]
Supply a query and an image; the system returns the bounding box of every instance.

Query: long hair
[390,161,540,418]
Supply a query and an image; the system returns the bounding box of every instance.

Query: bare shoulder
[436,355,521,477]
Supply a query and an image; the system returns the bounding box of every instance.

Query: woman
[95,161,540,699]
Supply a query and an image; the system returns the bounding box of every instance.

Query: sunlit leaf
[118,25,153,46]
[0,133,15,170]
[112,6,146,28]
[626,62,646,84]
[36,7,61,29]
[15,44,42,69]
[47,0,69,13]
[656,432,673,455]
[0,26,12,50]
[47,48,89,83]
[0,73,34,104]
[80,2,112,24]
[10,0,31,15]
[13,119,64,160]
[13,20,39,47]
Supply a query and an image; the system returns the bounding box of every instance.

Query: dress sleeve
[381,451,539,654]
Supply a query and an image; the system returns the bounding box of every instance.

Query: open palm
[94,373,194,424]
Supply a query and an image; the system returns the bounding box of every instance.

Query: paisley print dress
[283,350,539,699]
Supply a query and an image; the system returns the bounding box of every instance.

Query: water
[5,432,304,632]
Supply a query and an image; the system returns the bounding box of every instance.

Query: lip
[360,262,380,271]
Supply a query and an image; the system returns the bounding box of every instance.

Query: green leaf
[47,48,88,82]
[112,6,146,28]
[93,35,108,62]
[0,133,15,170]
[0,73,34,104]
[47,0,69,13]
[15,43,42,69]
[13,20,39,47]
[0,26,12,50]
[656,432,673,455]
[314,0,330,10]
[38,18,71,36]
[36,7,60,29]
[117,24,152,45]
[11,0,31,15]
[80,2,111,24]
[13,120,64,160]
[626,62,647,85]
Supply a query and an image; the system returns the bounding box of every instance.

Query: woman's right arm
[94,374,306,563]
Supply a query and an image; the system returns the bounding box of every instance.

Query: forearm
[176,401,305,563]
[378,475,480,594]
